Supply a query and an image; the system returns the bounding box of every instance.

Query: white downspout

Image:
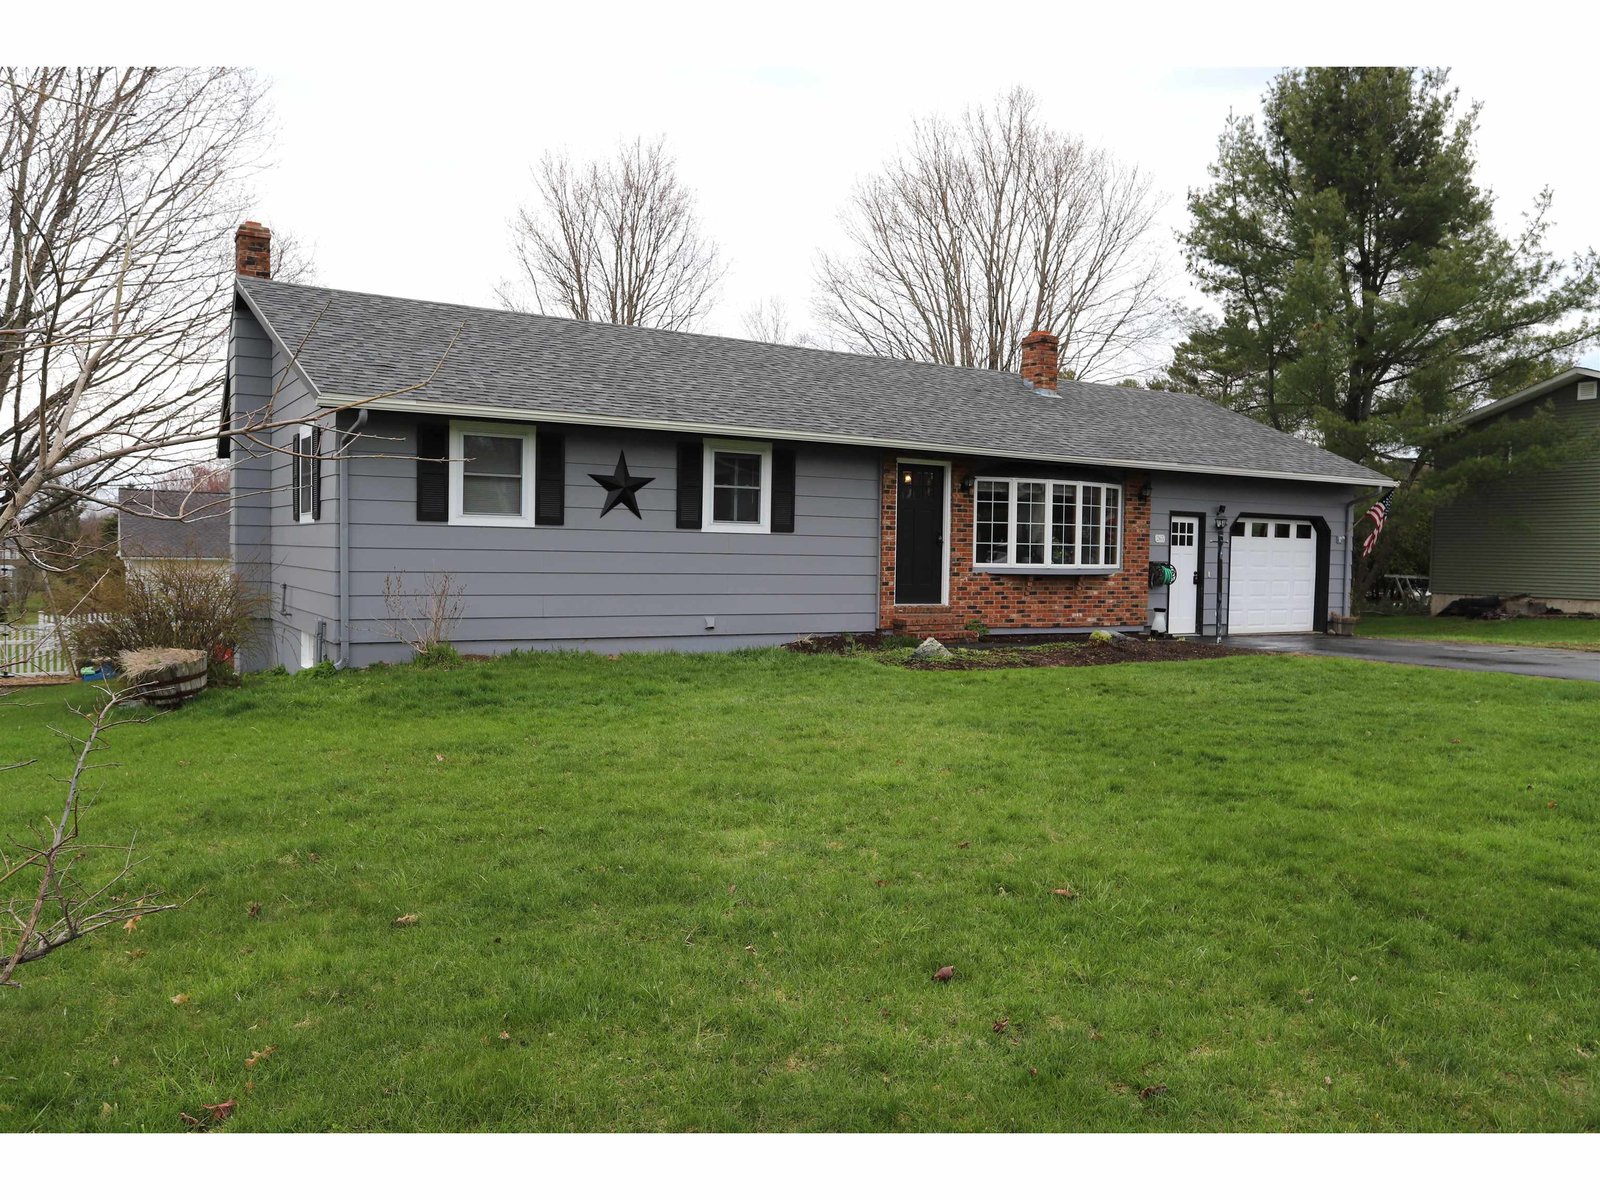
[334,410,368,669]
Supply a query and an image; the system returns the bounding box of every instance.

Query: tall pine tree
[1166,68,1599,593]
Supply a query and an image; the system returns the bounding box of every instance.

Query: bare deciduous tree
[740,296,816,347]
[498,137,725,331]
[814,88,1174,382]
[0,68,269,559]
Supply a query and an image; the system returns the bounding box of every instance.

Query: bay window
[971,477,1122,570]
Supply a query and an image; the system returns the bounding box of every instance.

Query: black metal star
[588,451,654,519]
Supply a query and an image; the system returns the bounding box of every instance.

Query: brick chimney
[235,220,272,279]
[1020,330,1059,393]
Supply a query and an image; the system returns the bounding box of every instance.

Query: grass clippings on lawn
[2,649,1598,1132]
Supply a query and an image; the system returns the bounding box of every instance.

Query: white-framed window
[294,425,316,523]
[972,477,1122,569]
[449,420,536,527]
[703,438,771,532]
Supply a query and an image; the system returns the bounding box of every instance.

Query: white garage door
[1228,519,1317,633]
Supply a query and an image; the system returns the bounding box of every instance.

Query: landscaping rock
[911,636,954,661]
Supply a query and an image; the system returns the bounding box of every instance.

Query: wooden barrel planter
[116,648,209,709]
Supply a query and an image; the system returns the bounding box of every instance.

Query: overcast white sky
[20,3,1600,369]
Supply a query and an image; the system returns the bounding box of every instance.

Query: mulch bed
[787,632,1260,670]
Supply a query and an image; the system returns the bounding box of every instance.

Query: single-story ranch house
[1431,366,1600,615]
[221,222,1388,671]
[117,486,231,579]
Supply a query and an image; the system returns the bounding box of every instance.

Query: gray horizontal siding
[228,310,343,671]
[1432,384,1600,600]
[1148,472,1360,635]
[344,415,880,656]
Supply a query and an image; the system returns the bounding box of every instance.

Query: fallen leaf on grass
[434,754,446,763]
[392,913,419,927]
[992,1017,1010,1034]
[956,841,970,850]
[244,1045,276,1068]
[1138,1085,1168,1100]
[123,916,142,934]
[499,1031,511,1041]
[1029,1066,1038,1078]
[932,965,955,983]
[180,1098,236,1131]
[171,993,190,1006]
[246,901,262,918]
[1051,887,1078,899]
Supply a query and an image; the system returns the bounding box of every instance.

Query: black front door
[895,464,944,604]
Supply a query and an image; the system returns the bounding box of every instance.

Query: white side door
[1167,517,1199,635]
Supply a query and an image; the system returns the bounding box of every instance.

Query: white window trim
[294,425,316,524]
[894,458,951,606]
[448,420,537,528]
[972,476,1123,572]
[702,438,772,533]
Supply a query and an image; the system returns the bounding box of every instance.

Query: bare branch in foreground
[0,686,182,987]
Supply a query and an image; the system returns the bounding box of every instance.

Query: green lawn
[2,650,1598,1132]
[1358,614,1600,651]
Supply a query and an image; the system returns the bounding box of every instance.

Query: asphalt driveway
[1225,633,1600,682]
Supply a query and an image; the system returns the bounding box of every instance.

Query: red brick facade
[878,455,1151,640]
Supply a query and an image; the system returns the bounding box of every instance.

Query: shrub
[74,559,264,668]
[413,642,463,669]
[381,572,465,663]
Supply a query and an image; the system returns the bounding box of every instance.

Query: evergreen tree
[1168,68,1599,594]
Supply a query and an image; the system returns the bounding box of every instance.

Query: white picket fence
[0,614,107,679]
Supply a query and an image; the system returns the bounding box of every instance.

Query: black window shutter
[311,426,323,521]
[416,420,449,522]
[535,427,565,525]
[676,440,703,529]
[771,443,796,533]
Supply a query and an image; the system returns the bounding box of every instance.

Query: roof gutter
[321,394,1390,489]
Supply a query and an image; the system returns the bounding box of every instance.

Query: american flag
[1361,491,1393,558]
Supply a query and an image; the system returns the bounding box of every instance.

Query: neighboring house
[1431,366,1600,615]
[220,221,1387,671]
[117,487,231,578]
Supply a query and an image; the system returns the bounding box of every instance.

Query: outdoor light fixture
[902,470,914,485]
[1213,504,1228,533]
[1138,482,1152,501]
[959,473,974,495]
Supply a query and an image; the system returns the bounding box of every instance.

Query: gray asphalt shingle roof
[238,276,1387,486]
[117,488,230,561]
